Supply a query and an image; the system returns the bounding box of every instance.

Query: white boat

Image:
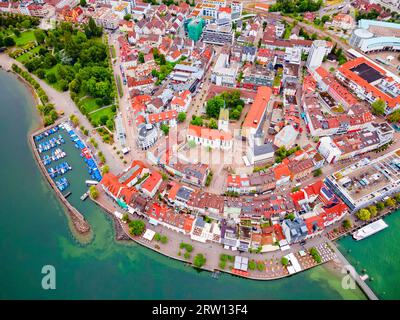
[353,219,388,241]
[85,180,98,186]
[80,192,89,201]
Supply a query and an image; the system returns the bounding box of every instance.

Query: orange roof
[338,57,400,108]
[242,86,272,129]
[184,216,194,233]
[148,110,178,124]
[142,171,162,193]
[188,125,232,141]
[274,163,291,180]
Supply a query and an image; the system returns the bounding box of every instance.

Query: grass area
[16,45,42,63]
[13,30,35,47]
[89,106,115,126]
[80,97,100,114]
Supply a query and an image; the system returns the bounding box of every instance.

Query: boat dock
[328,240,379,300]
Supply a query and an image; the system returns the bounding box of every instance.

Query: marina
[352,219,388,241]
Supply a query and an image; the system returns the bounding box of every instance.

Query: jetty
[328,240,379,300]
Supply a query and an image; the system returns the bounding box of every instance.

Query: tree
[154,233,162,241]
[14,29,21,37]
[371,99,386,116]
[281,257,289,266]
[385,197,396,208]
[122,213,130,223]
[368,205,378,217]
[376,202,385,211]
[46,73,57,84]
[193,253,206,268]
[34,29,46,44]
[80,0,87,6]
[101,165,109,174]
[138,52,145,63]
[177,112,186,123]
[313,168,322,177]
[342,219,352,229]
[160,235,168,244]
[357,208,371,221]
[89,185,98,199]
[190,116,203,126]
[257,262,265,271]
[3,36,15,47]
[129,219,146,236]
[124,14,132,21]
[248,260,256,270]
[161,123,169,136]
[208,118,218,129]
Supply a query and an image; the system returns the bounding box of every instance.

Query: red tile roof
[188,125,232,141]
[242,86,272,129]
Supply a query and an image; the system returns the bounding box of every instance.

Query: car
[300,240,306,245]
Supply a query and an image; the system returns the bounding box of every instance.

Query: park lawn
[88,106,115,126]
[14,30,36,47]
[16,45,42,63]
[80,97,101,114]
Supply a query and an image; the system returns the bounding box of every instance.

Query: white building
[306,40,331,70]
[211,52,239,87]
[187,125,233,150]
[274,125,298,149]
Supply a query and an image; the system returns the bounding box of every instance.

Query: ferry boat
[352,219,388,241]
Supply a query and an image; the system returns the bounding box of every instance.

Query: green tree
[385,197,396,208]
[161,123,169,136]
[248,260,256,270]
[342,219,352,229]
[46,73,57,84]
[138,52,145,63]
[101,165,109,174]
[190,116,203,126]
[281,257,289,266]
[3,36,15,47]
[368,205,378,217]
[89,185,98,199]
[80,0,87,6]
[160,235,168,244]
[193,253,206,268]
[122,213,130,223]
[208,118,218,129]
[124,14,132,21]
[257,262,265,271]
[128,219,146,236]
[357,208,371,221]
[313,168,322,177]
[177,112,186,123]
[34,29,46,44]
[376,202,385,211]
[371,99,386,116]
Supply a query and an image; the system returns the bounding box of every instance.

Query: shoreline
[90,191,338,283]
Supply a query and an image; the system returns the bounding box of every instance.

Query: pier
[328,240,379,300]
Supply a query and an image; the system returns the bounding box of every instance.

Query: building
[336,57,400,114]
[241,86,272,139]
[332,14,355,30]
[137,123,158,150]
[202,23,233,45]
[274,125,298,149]
[187,17,205,42]
[325,149,400,212]
[148,110,178,127]
[317,122,394,163]
[282,218,308,244]
[164,162,210,187]
[246,142,275,165]
[306,40,331,70]
[211,52,239,87]
[349,19,400,53]
[170,90,192,113]
[91,7,119,30]
[187,124,233,150]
